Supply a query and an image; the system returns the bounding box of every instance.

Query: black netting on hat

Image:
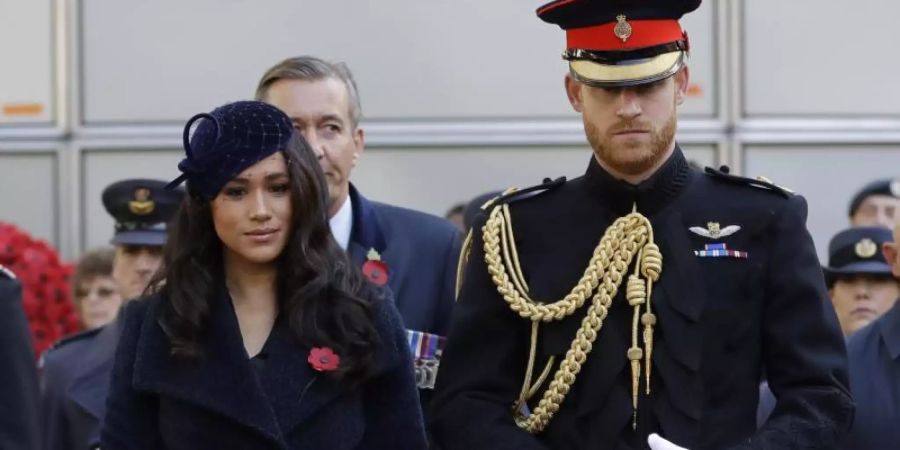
[166,101,294,200]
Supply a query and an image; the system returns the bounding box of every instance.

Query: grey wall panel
[353,144,717,218]
[79,0,717,124]
[0,0,54,125]
[0,151,58,245]
[744,0,900,117]
[743,144,900,262]
[80,148,181,250]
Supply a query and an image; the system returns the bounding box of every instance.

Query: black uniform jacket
[842,301,900,449]
[0,271,40,450]
[101,286,427,450]
[430,148,853,450]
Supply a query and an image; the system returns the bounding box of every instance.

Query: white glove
[647,433,689,450]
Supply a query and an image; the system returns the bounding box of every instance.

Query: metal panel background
[78,0,717,125]
[0,0,55,126]
[0,148,58,245]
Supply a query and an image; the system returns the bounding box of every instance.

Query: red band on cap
[567,19,684,51]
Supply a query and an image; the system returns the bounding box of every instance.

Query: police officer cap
[102,179,184,246]
[847,178,900,217]
[167,101,294,200]
[822,226,894,287]
[537,0,701,87]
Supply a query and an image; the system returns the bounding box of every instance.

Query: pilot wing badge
[689,222,741,239]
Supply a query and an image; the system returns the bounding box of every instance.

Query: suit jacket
[430,148,853,450]
[0,270,40,450]
[40,319,120,450]
[101,286,426,450]
[842,301,900,449]
[347,185,461,338]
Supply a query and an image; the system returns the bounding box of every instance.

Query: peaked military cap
[823,226,894,286]
[167,100,295,200]
[537,0,701,87]
[102,179,185,246]
[848,178,900,217]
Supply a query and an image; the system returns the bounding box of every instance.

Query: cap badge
[129,187,155,216]
[890,180,900,197]
[614,15,633,43]
[855,238,878,259]
[689,222,741,239]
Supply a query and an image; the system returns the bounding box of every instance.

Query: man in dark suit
[256,56,462,399]
[430,1,852,449]
[843,224,900,449]
[40,179,183,450]
[0,265,39,450]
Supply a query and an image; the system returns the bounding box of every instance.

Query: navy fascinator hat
[166,101,294,200]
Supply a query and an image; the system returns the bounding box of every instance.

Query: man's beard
[585,113,677,176]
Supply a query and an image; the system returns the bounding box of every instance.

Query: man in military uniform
[0,265,39,450]
[848,179,900,228]
[844,224,900,449]
[430,1,852,449]
[40,179,183,450]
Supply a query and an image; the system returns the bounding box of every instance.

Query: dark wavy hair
[148,133,379,383]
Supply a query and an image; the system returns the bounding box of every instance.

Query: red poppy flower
[308,347,340,372]
[362,260,389,286]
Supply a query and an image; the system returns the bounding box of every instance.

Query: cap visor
[823,261,893,277]
[569,50,684,87]
[111,230,167,246]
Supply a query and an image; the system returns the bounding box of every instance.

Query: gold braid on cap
[481,195,661,434]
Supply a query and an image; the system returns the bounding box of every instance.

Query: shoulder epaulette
[45,327,101,354]
[0,264,15,280]
[490,176,568,208]
[704,166,794,199]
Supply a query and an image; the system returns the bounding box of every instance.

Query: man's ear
[351,127,365,167]
[674,65,690,106]
[564,73,584,113]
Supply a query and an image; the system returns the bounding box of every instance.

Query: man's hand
[648,433,689,450]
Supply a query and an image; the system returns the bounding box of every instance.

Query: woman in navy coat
[101,101,426,450]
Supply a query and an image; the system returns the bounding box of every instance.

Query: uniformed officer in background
[848,179,900,228]
[430,1,853,449]
[40,179,183,450]
[0,265,40,450]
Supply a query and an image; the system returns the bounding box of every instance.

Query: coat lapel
[67,318,121,422]
[132,290,285,446]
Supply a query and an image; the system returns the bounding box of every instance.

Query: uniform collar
[582,145,691,216]
[878,301,900,360]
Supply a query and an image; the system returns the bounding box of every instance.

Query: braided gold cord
[483,204,661,434]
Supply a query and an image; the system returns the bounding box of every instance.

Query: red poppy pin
[362,248,389,286]
[308,347,340,372]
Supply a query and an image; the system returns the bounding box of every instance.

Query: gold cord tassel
[483,202,662,434]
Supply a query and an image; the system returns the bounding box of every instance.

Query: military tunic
[430,148,853,449]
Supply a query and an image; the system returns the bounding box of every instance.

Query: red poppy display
[308,346,340,372]
[0,222,80,359]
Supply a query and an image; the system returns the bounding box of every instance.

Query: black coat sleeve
[738,195,854,448]
[100,300,163,450]
[0,277,40,450]
[429,221,549,450]
[359,295,429,449]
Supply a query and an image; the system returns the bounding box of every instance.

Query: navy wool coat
[101,288,427,450]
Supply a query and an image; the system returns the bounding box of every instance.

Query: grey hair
[255,56,363,129]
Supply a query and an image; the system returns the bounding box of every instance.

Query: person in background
[102,101,425,449]
[758,226,896,426]
[256,56,462,415]
[0,265,40,450]
[823,227,899,337]
[71,247,122,330]
[40,179,184,450]
[445,202,466,234]
[849,179,900,228]
[843,223,900,449]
